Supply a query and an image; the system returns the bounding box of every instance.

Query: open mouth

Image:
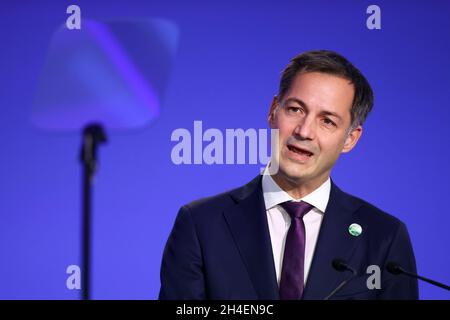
[287,144,314,157]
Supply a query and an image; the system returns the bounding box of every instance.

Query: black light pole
[80,123,107,300]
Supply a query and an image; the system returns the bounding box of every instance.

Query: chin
[278,162,312,183]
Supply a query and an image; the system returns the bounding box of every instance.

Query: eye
[287,106,303,114]
[323,118,337,127]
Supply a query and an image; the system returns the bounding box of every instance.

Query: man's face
[269,71,362,188]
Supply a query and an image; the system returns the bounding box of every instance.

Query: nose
[293,115,316,140]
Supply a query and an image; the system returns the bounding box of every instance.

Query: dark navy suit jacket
[159,175,418,300]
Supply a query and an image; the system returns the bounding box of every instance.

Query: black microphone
[324,259,358,300]
[386,262,450,291]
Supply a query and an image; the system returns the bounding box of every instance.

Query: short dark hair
[278,50,374,128]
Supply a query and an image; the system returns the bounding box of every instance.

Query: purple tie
[279,201,314,300]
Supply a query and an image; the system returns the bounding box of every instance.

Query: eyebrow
[283,97,344,122]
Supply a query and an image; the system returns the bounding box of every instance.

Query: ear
[341,125,363,154]
[268,96,278,129]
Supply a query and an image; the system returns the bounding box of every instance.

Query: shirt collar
[261,165,331,213]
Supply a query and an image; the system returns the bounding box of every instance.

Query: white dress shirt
[262,169,331,286]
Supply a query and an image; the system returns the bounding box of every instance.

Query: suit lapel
[302,179,365,300]
[223,175,280,299]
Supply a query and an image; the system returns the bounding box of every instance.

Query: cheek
[318,136,345,161]
[275,120,296,138]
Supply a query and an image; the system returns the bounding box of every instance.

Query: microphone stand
[387,262,450,291]
[324,259,357,300]
[80,124,107,300]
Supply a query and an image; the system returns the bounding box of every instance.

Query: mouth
[286,144,314,162]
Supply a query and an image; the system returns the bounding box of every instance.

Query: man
[159,50,418,300]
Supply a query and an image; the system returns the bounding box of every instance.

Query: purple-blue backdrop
[1,0,449,299]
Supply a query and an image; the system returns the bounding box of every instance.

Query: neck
[271,172,329,199]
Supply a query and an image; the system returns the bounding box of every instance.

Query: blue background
[1,0,449,299]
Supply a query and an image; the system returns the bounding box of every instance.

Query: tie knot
[280,201,313,219]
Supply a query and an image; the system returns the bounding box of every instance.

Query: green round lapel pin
[348,223,362,237]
